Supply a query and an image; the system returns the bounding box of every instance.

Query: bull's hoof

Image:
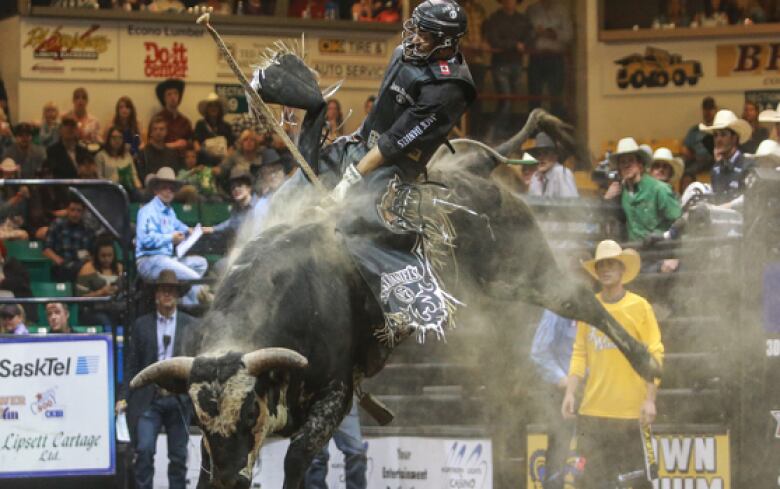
[359,392,395,426]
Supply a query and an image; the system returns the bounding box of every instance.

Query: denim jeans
[136,254,208,305]
[304,401,367,489]
[528,54,566,118]
[134,395,192,489]
[491,61,523,140]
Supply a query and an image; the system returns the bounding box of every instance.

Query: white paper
[116,412,130,443]
[176,224,202,259]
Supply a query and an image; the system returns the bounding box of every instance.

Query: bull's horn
[242,348,308,377]
[130,357,194,389]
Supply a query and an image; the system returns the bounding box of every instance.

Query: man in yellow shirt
[561,240,664,489]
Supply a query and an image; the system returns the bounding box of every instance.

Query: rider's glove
[330,164,362,202]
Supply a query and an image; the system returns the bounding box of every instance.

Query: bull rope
[196,11,327,195]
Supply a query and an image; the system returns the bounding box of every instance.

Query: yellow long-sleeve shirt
[569,291,664,419]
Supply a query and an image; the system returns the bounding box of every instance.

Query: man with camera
[603,138,682,272]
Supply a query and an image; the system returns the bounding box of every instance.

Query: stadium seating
[5,240,51,282]
[200,202,231,226]
[30,282,79,326]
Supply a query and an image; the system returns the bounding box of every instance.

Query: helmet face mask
[401,0,466,63]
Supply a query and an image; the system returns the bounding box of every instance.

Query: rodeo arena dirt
[3,1,780,489]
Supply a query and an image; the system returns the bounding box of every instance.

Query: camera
[591,157,620,188]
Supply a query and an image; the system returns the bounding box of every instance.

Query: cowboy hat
[147,167,183,191]
[229,167,253,186]
[759,102,780,123]
[609,137,652,167]
[155,78,185,107]
[0,158,19,173]
[152,269,188,296]
[197,92,227,117]
[746,138,780,166]
[582,239,641,285]
[699,109,752,143]
[526,132,560,158]
[650,147,684,185]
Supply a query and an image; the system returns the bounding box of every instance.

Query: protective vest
[359,46,476,167]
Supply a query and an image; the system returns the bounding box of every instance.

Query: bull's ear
[130,357,194,393]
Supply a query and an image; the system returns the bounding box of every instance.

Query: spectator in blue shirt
[135,167,213,305]
[530,309,577,489]
[213,167,267,240]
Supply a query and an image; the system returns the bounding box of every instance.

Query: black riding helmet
[402,0,467,63]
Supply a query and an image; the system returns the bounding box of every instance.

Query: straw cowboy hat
[155,78,185,106]
[758,102,780,123]
[197,92,227,117]
[609,137,652,167]
[699,109,752,143]
[0,158,19,174]
[746,138,780,166]
[146,167,182,191]
[582,240,641,285]
[650,147,684,185]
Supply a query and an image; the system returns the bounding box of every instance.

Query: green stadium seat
[30,282,78,326]
[172,203,199,226]
[27,326,49,334]
[72,325,103,334]
[205,254,223,267]
[5,241,51,282]
[200,203,231,226]
[129,203,141,224]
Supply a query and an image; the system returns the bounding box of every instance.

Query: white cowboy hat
[758,103,780,123]
[0,158,19,173]
[746,138,780,165]
[650,147,684,185]
[147,167,183,190]
[699,109,752,143]
[608,137,652,167]
[197,92,227,117]
[582,239,641,285]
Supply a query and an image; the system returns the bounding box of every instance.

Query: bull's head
[130,348,308,489]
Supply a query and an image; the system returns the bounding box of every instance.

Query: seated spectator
[256,151,289,199]
[527,0,572,118]
[324,99,345,144]
[37,101,61,148]
[3,123,45,178]
[373,0,400,22]
[108,96,144,155]
[43,195,95,283]
[741,101,769,154]
[351,0,372,20]
[0,247,37,322]
[694,0,741,25]
[45,302,71,334]
[604,137,682,248]
[135,167,213,305]
[243,0,274,15]
[219,129,264,193]
[176,145,217,203]
[137,116,181,183]
[655,0,691,26]
[0,108,13,154]
[44,117,90,179]
[759,102,780,141]
[63,87,102,146]
[484,0,532,142]
[214,168,268,240]
[154,79,192,152]
[698,109,753,209]
[649,147,684,193]
[97,126,143,198]
[364,95,375,116]
[77,234,123,327]
[0,304,28,335]
[527,132,578,198]
[681,97,717,177]
[229,112,265,144]
[77,153,100,179]
[194,93,234,166]
[0,159,30,240]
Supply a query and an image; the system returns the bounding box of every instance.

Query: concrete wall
[0,16,20,122]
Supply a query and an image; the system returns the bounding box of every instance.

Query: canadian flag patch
[438,60,451,75]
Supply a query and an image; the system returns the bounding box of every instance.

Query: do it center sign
[0,335,115,478]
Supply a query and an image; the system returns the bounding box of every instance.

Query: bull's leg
[196,438,211,489]
[283,380,351,489]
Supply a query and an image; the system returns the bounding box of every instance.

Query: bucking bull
[130,19,662,489]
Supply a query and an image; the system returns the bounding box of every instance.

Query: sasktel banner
[0,335,115,477]
[156,435,493,488]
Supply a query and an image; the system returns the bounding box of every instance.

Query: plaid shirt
[44,218,95,262]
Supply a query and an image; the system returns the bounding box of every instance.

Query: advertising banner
[598,39,780,96]
[155,435,492,488]
[527,430,730,489]
[0,335,115,477]
[20,19,120,80]
[218,34,315,81]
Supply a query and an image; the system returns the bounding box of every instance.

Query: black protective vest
[359,46,477,156]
